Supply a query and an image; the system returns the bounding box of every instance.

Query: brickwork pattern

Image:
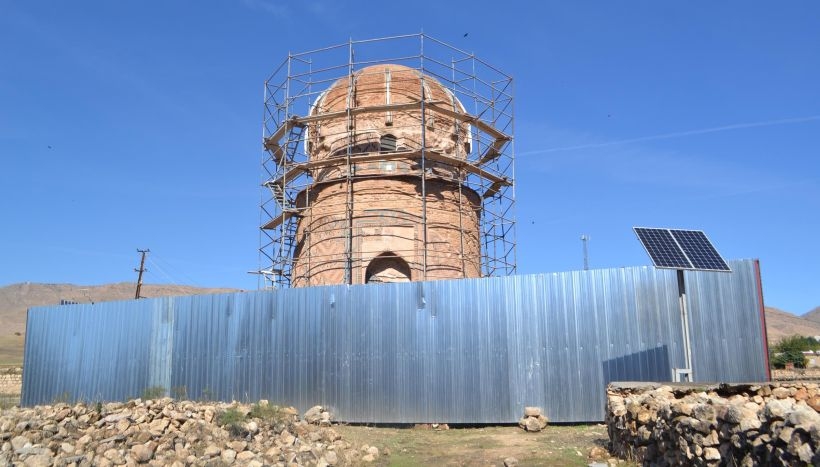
[292,64,481,286]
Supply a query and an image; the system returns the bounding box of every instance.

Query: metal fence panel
[22,260,767,422]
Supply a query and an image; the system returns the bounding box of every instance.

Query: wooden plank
[293,101,442,126]
[268,101,511,150]
[264,119,300,146]
[263,143,285,165]
[265,149,510,190]
[261,210,300,230]
[423,152,510,186]
[265,166,309,188]
[477,138,509,166]
[424,103,511,142]
[482,181,506,199]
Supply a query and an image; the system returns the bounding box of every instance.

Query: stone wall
[773,368,820,381]
[0,367,22,395]
[606,382,820,466]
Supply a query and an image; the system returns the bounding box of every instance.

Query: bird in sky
[463,33,469,38]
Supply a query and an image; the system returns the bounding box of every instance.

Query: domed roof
[310,64,462,115]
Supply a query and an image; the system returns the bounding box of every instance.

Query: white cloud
[519,115,820,156]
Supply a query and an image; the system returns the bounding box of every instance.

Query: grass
[333,424,636,467]
[0,336,24,366]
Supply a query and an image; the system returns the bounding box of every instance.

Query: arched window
[380,134,397,153]
[365,252,411,283]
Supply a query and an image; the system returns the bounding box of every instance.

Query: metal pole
[581,235,589,270]
[677,269,693,381]
[419,34,428,279]
[344,39,355,284]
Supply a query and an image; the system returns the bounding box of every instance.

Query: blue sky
[1,1,818,314]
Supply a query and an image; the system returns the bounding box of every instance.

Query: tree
[769,335,819,369]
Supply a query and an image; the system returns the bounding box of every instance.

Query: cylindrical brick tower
[291,64,481,286]
[259,35,515,289]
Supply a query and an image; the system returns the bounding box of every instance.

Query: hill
[764,306,820,345]
[802,306,820,324]
[0,282,238,365]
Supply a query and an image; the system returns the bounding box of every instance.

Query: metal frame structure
[258,33,516,288]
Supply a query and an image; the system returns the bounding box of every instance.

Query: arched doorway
[365,252,411,283]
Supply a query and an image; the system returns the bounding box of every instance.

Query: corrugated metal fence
[22,260,768,422]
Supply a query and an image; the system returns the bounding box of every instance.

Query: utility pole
[580,235,590,270]
[135,249,150,299]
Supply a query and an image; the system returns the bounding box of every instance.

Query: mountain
[0,282,239,365]
[764,306,820,345]
[802,306,820,324]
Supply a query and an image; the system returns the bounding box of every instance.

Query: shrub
[217,407,247,437]
[769,335,817,369]
[250,402,286,425]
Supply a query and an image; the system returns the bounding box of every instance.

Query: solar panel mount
[633,227,731,272]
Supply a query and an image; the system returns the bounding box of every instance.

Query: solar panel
[634,228,693,269]
[670,229,731,272]
[633,227,731,272]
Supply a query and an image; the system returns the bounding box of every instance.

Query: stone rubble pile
[606,382,820,466]
[517,406,548,432]
[0,398,384,466]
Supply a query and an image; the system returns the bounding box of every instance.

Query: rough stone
[229,440,247,452]
[523,406,541,417]
[524,417,544,432]
[131,443,155,462]
[203,444,220,457]
[237,450,256,461]
[148,418,169,435]
[504,456,519,467]
[220,449,237,462]
[10,435,29,451]
[23,453,53,467]
[246,420,259,434]
[0,398,380,467]
[787,407,820,427]
[703,447,721,461]
[304,406,324,424]
[608,382,820,467]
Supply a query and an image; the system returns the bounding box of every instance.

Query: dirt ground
[334,424,635,466]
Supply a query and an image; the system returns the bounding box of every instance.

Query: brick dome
[305,64,471,170]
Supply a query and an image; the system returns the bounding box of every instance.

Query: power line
[149,253,198,287]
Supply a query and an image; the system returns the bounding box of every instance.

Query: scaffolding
[258,33,516,288]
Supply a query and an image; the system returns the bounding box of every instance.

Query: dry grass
[0,335,24,366]
[0,393,19,410]
[334,424,635,466]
